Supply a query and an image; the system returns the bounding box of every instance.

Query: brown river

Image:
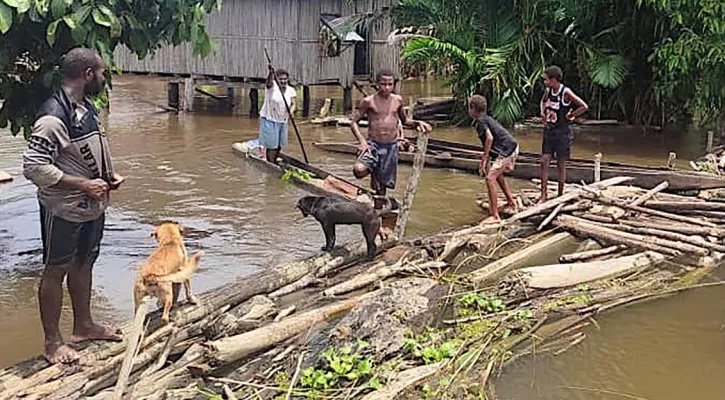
[1,76,723,399]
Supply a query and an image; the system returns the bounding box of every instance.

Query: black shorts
[40,203,105,266]
[542,128,573,160]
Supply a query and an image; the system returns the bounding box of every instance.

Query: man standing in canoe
[22,47,124,364]
[350,69,432,204]
[468,95,519,224]
[539,66,589,202]
[260,64,296,164]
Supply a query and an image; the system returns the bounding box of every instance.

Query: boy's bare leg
[496,175,517,212]
[481,169,505,224]
[538,154,552,203]
[557,157,567,197]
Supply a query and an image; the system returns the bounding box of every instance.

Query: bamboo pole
[559,245,626,263]
[585,193,717,227]
[629,181,669,207]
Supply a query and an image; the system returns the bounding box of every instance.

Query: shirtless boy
[350,69,432,202]
[539,66,589,202]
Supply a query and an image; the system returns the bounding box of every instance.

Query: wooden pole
[302,85,310,118]
[343,86,353,113]
[667,152,676,170]
[593,153,602,182]
[226,85,235,111]
[394,131,429,239]
[629,181,669,207]
[249,88,259,118]
[707,130,714,152]
[113,297,152,400]
[182,77,194,112]
[167,81,179,110]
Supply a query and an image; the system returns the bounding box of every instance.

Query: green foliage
[281,169,313,183]
[0,0,222,137]
[403,328,459,364]
[458,293,506,314]
[300,340,383,395]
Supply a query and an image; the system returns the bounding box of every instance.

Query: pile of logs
[2,176,724,400]
[691,144,725,175]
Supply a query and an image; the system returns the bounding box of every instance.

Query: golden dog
[134,221,203,324]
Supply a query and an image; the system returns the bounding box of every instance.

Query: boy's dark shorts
[542,127,573,160]
[358,140,399,189]
[40,203,105,266]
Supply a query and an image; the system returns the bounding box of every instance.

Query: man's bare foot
[45,341,80,364]
[70,323,123,343]
[499,203,519,214]
[536,196,548,204]
[479,216,502,225]
[378,226,392,241]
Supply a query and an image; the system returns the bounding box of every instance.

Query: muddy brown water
[0,76,722,399]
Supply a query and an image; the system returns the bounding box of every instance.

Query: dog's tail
[148,251,204,284]
[373,197,398,216]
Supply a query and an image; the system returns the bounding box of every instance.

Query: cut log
[603,224,725,253]
[554,215,694,257]
[207,294,375,364]
[469,232,574,287]
[644,200,725,212]
[314,256,346,278]
[395,131,429,239]
[269,274,318,298]
[619,219,725,238]
[113,297,152,400]
[322,260,444,297]
[629,181,668,207]
[585,194,717,227]
[359,362,444,400]
[519,251,666,289]
[0,171,12,183]
[558,245,626,263]
[537,204,564,231]
[508,176,634,223]
[437,236,469,263]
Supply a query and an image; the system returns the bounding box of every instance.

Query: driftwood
[555,215,697,257]
[644,200,725,212]
[395,131,429,239]
[629,181,668,207]
[517,251,666,289]
[603,224,725,253]
[469,232,573,287]
[269,274,318,298]
[558,245,626,263]
[508,177,634,223]
[585,194,717,227]
[322,260,444,297]
[537,204,564,231]
[113,297,152,400]
[619,219,725,238]
[359,362,444,400]
[207,294,374,365]
[274,306,296,322]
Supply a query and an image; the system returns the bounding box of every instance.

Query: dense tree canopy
[394,0,725,132]
[0,0,221,137]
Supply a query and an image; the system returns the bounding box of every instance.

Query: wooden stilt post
[167,81,179,110]
[594,153,602,182]
[343,86,353,113]
[182,77,194,112]
[394,131,429,240]
[707,130,714,152]
[249,88,259,118]
[302,85,310,118]
[667,152,676,170]
[226,85,235,111]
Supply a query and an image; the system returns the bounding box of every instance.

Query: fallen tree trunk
[206,294,373,365]
[518,251,666,289]
[619,219,725,238]
[322,260,444,297]
[644,200,725,212]
[585,194,717,227]
[558,245,626,263]
[269,274,319,298]
[629,181,668,207]
[554,215,697,257]
[469,232,573,287]
[605,224,725,253]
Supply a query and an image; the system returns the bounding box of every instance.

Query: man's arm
[540,89,547,120]
[266,64,275,89]
[397,96,432,132]
[23,116,108,200]
[351,98,370,153]
[289,94,296,117]
[565,89,589,120]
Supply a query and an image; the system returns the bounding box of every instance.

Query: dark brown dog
[297,196,392,260]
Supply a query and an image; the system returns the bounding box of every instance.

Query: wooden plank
[469,232,574,287]
[394,131,429,239]
[520,251,666,289]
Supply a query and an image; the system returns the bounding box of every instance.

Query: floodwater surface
[0,76,721,400]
